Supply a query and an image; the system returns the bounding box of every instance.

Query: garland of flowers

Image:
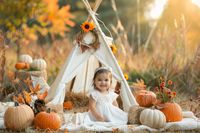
[76,21,100,52]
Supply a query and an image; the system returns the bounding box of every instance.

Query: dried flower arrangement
[154,77,176,104]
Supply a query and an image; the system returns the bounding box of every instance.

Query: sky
[192,0,200,7]
[148,0,200,19]
[148,0,168,19]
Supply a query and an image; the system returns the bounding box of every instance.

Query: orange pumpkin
[4,104,34,131]
[34,110,61,130]
[15,62,30,70]
[63,101,73,110]
[136,90,157,107]
[159,102,183,122]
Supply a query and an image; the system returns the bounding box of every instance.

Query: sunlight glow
[192,0,200,7]
[148,0,168,19]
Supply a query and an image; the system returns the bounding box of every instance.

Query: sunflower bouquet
[154,77,176,104]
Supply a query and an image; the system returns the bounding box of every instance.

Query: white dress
[86,90,128,125]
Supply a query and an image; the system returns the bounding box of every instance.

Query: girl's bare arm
[89,96,105,121]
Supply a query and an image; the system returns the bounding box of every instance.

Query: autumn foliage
[0,0,75,45]
[37,0,75,36]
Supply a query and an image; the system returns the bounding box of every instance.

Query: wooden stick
[86,0,102,22]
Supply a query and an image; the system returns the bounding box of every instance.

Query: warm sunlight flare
[192,0,200,7]
[148,0,168,19]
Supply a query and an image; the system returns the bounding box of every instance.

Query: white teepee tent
[45,0,138,111]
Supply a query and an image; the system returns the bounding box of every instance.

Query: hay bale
[179,97,200,118]
[64,92,89,108]
[128,105,145,124]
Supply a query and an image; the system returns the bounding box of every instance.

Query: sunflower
[124,73,129,80]
[110,44,117,54]
[81,21,95,32]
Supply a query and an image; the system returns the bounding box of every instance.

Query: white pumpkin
[19,54,33,64]
[140,108,166,129]
[31,59,47,70]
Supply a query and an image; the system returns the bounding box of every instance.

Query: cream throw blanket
[0,102,199,132]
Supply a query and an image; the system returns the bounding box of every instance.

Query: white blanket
[0,102,200,132]
[61,112,200,132]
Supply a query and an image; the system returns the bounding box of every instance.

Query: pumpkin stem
[14,101,19,106]
[151,106,156,109]
[154,104,165,110]
[47,108,51,113]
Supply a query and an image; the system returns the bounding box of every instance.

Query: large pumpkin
[159,102,183,122]
[4,104,34,131]
[140,108,166,129]
[34,110,61,130]
[136,90,157,107]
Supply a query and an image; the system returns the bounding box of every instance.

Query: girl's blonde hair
[93,67,112,91]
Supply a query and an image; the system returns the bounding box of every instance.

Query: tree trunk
[16,40,21,60]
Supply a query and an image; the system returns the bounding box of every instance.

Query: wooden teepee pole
[86,0,102,22]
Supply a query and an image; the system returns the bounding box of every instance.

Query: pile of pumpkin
[15,54,47,71]
[128,79,183,129]
[3,101,62,131]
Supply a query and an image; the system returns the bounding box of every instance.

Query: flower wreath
[76,21,100,52]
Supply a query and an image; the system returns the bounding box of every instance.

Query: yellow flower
[81,21,95,32]
[110,44,117,54]
[160,76,164,81]
[124,74,129,80]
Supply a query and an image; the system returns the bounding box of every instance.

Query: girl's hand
[96,116,105,122]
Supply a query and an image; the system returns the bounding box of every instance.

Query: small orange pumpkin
[63,101,73,110]
[15,62,30,70]
[159,102,182,122]
[34,109,61,130]
[136,90,157,107]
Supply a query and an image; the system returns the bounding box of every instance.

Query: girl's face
[94,72,111,92]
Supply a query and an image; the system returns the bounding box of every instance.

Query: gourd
[19,54,33,64]
[31,59,47,70]
[4,104,34,131]
[128,105,145,124]
[136,90,157,107]
[34,109,61,130]
[159,102,183,122]
[140,108,166,129]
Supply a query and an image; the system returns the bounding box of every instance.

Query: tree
[0,0,74,57]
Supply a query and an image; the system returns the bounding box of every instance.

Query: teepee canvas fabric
[45,1,138,111]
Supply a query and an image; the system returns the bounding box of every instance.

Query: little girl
[87,66,128,124]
